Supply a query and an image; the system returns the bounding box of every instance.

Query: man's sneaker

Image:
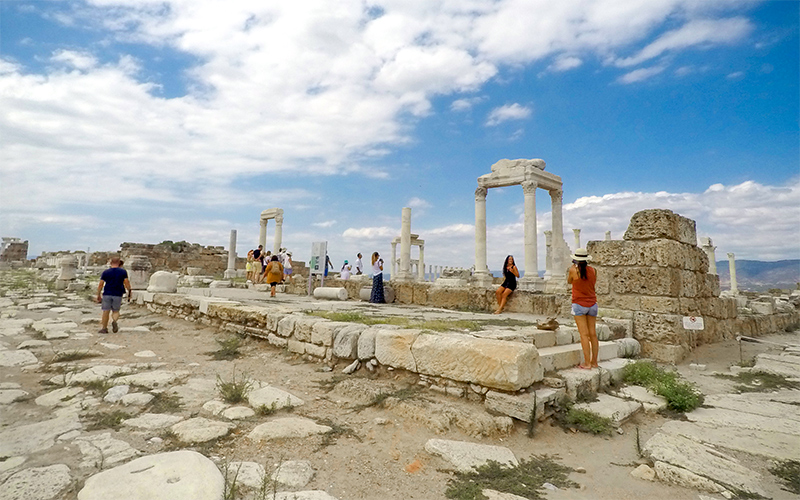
[98,328,109,334]
[112,321,119,333]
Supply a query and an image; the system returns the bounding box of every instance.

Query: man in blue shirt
[95,257,132,333]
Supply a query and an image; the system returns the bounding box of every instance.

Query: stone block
[749,301,774,315]
[593,266,612,295]
[623,209,697,245]
[633,312,683,344]
[357,326,380,360]
[428,287,470,310]
[706,273,720,296]
[640,296,680,314]
[612,267,681,296]
[412,283,430,305]
[555,329,573,346]
[392,283,414,304]
[374,329,422,372]
[265,311,287,333]
[573,394,642,425]
[639,341,688,364]
[332,324,366,359]
[304,343,327,358]
[601,317,632,338]
[524,329,556,348]
[537,342,617,372]
[484,388,565,422]
[277,315,299,338]
[614,294,642,311]
[287,339,305,354]
[311,321,348,346]
[147,271,178,293]
[412,333,541,391]
[596,323,612,341]
[267,334,287,348]
[293,317,326,342]
[586,240,644,267]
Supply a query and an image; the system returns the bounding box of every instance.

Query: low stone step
[537,341,618,372]
[559,358,634,400]
[484,387,566,423]
[573,394,642,426]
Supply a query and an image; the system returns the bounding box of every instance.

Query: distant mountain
[715,259,800,292]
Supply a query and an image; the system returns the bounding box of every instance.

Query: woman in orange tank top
[567,248,598,369]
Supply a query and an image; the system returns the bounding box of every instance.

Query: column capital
[475,187,487,201]
[549,189,563,201]
[727,252,735,259]
[521,180,538,194]
[260,219,268,226]
[274,215,283,225]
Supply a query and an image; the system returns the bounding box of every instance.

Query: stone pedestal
[128,255,152,290]
[700,237,717,275]
[55,255,78,290]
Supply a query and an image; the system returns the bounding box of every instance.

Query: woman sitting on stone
[494,255,519,314]
[567,248,598,369]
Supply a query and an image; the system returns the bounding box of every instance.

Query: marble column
[543,230,553,279]
[396,207,412,281]
[572,228,581,251]
[259,219,268,250]
[473,187,492,286]
[605,231,611,241]
[727,252,738,295]
[391,241,398,278]
[418,244,425,281]
[550,189,566,278]
[224,229,237,279]
[273,214,283,255]
[521,180,539,283]
[700,237,717,275]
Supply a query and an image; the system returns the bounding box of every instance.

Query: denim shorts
[101,295,123,312]
[572,303,598,317]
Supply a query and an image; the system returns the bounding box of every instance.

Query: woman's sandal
[577,364,592,370]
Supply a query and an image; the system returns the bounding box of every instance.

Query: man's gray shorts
[101,295,123,312]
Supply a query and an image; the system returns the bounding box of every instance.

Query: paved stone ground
[1,272,798,500]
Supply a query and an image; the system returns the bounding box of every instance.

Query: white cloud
[342,226,396,240]
[51,49,98,70]
[486,103,532,126]
[548,55,582,72]
[451,96,484,112]
[614,18,753,68]
[618,65,665,84]
[313,220,337,228]
[727,71,744,79]
[407,197,431,209]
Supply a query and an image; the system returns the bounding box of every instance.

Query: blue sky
[1,0,798,273]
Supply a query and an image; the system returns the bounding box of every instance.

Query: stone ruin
[586,208,794,363]
[0,237,29,267]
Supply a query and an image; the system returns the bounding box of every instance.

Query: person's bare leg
[495,288,513,314]
[495,287,503,309]
[101,310,110,330]
[588,315,599,367]
[575,315,592,368]
[270,284,276,297]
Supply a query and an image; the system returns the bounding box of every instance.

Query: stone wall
[0,240,29,262]
[119,242,234,276]
[587,209,798,363]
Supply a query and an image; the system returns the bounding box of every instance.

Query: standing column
[224,229,237,279]
[521,181,539,282]
[418,244,425,281]
[572,229,581,250]
[543,230,553,279]
[259,219,268,250]
[273,213,283,255]
[547,189,568,289]
[396,207,412,281]
[391,241,398,278]
[473,187,492,286]
[727,252,738,295]
[605,231,611,241]
[700,237,717,274]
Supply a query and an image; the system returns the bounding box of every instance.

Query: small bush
[622,360,703,413]
[716,372,800,393]
[565,408,614,435]
[216,370,253,404]
[209,336,242,360]
[256,402,278,416]
[76,378,115,394]
[50,350,102,364]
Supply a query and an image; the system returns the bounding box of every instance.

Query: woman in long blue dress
[369,252,385,303]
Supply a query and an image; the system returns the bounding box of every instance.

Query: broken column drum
[128,255,152,290]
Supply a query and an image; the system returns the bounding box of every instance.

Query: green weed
[85,410,130,431]
[208,336,243,360]
[445,456,578,500]
[216,369,253,404]
[147,391,184,413]
[770,460,800,495]
[564,408,614,435]
[50,350,102,364]
[715,371,800,393]
[622,360,703,413]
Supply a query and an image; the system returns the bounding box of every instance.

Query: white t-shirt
[372,259,383,276]
[355,258,363,273]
